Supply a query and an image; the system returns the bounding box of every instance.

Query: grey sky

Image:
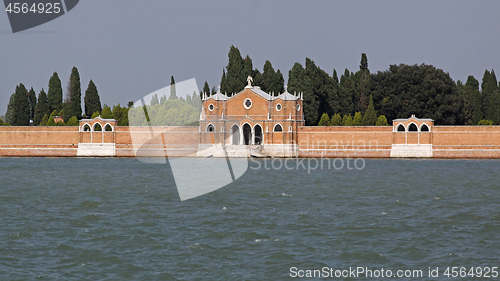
[1,0,499,116]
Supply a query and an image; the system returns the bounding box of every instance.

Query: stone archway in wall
[254,124,262,145]
[231,124,240,145]
[243,123,252,145]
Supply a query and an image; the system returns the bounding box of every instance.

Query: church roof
[207,91,228,100]
[276,91,299,101]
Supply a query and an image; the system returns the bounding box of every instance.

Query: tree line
[3,67,131,126]
[4,47,499,127]
[202,46,499,126]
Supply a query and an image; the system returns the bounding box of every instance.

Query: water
[1,158,500,280]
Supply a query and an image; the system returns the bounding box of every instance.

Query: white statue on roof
[247,76,253,87]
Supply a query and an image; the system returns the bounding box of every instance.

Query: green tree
[39,114,48,126]
[101,106,112,119]
[151,94,159,105]
[362,95,377,125]
[481,70,498,120]
[84,80,102,117]
[369,64,461,125]
[330,113,342,126]
[169,76,177,100]
[48,72,63,112]
[91,111,100,119]
[342,114,353,126]
[221,46,246,95]
[473,90,483,125]
[318,113,331,126]
[288,62,318,126]
[203,81,210,97]
[33,89,50,125]
[66,116,78,126]
[352,111,363,126]
[6,84,30,126]
[65,66,82,121]
[375,115,389,126]
[261,60,284,94]
[483,70,499,124]
[28,87,37,120]
[47,110,58,126]
[360,53,368,71]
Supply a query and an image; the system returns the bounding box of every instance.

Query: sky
[1,0,499,116]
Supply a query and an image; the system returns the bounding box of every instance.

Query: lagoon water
[1,158,500,280]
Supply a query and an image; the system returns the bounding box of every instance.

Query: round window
[297,104,301,111]
[276,104,282,111]
[244,98,252,109]
[208,104,214,111]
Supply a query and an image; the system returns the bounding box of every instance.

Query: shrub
[330,113,342,126]
[91,111,100,119]
[376,115,389,126]
[66,116,78,126]
[478,119,494,125]
[318,113,330,126]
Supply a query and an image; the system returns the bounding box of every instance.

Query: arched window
[83,124,91,132]
[93,123,102,132]
[420,124,430,132]
[408,123,418,131]
[396,124,405,132]
[206,124,215,132]
[274,124,283,132]
[104,124,113,132]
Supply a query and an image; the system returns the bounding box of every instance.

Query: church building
[198,77,304,157]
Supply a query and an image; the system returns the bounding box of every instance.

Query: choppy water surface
[1,158,500,280]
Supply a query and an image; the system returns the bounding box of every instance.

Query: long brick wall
[2,125,500,158]
[297,126,393,158]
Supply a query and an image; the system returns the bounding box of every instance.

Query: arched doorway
[243,123,252,145]
[408,123,418,131]
[231,124,240,145]
[254,124,262,145]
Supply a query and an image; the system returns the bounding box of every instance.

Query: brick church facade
[198,77,304,157]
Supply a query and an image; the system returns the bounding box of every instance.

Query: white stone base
[390,144,432,158]
[196,144,299,158]
[77,143,116,157]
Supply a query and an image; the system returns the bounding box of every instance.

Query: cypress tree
[481,70,497,119]
[262,60,284,94]
[169,76,177,100]
[28,87,37,120]
[473,90,483,125]
[362,95,377,125]
[360,53,368,70]
[7,84,30,126]
[33,89,50,125]
[203,81,210,96]
[222,46,246,95]
[48,72,63,112]
[84,80,102,117]
[66,66,82,120]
